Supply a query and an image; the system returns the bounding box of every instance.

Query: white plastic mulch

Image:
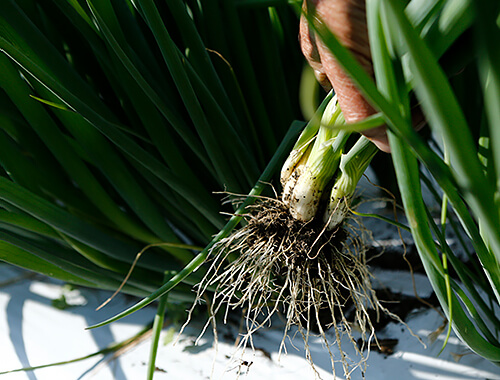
[1,175,500,379]
[1,260,499,380]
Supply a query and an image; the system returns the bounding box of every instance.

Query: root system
[185,197,402,379]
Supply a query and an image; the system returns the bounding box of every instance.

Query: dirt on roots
[185,197,402,379]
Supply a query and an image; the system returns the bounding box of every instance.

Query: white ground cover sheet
[1,176,499,380]
[1,262,499,380]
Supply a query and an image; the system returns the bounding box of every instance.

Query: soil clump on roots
[186,198,400,379]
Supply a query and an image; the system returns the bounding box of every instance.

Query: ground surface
[1,175,499,380]
[0,264,499,380]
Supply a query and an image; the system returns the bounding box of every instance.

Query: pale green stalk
[283,96,344,220]
[282,95,376,226]
[280,91,334,184]
[147,272,169,380]
[324,137,378,229]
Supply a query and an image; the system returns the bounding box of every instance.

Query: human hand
[300,0,391,152]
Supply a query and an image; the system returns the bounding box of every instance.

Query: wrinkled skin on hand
[300,0,391,152]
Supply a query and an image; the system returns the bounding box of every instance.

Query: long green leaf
[475,2,500,197]
[0,231,154,295]
[0,241,97,288]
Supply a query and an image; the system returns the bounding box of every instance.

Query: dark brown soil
[245,200,348,273]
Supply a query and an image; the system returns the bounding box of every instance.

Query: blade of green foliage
[0,210,61,242]
[475,2,500,195]
[405,0,445,33]
[147,273,170,380]
[0,241,97,288]
[0,230,154,295]
[420,0,474,58]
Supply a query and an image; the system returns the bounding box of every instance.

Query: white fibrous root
[185,198,402,379]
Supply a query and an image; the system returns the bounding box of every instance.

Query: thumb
[305,0,390,152]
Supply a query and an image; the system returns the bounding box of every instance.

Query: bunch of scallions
[183,93,389,378]
[2,0,500,379]
[281,93,377,229]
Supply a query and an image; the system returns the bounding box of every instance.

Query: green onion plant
[281,92,378,227]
